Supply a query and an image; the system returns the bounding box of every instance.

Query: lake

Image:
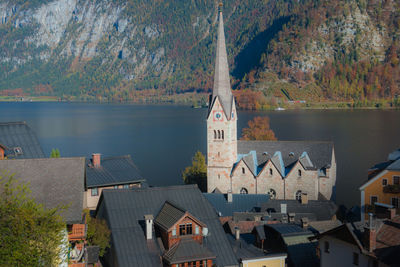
[0,102,399,208]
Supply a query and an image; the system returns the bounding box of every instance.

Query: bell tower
[207,3,237,193]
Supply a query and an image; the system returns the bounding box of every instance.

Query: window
[392,197,399,208]
[195,225,199,235]
[371,196,378,205]
[267,188,276,199]
[295,190,302,201]
[172,228,177,236]
[382,179,388,186]
[190,262,196,267]
[218,130,221,139]
[324,241,330,253]
[269,168,273,176]
[218,174,220,179]
[353,252,359,265]
[221,130,224,140]
[123,184,129,189]
[214,130,217,139]
[186,223,192,235]
[298,169,302,177]
[393,176,400,185]
[179,224,186,235]
[199,260,204,267]
[240,188,248,194]
[242,167,245,174]
[91,187,98,196]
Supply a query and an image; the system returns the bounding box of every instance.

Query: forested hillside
[0,0,399,107]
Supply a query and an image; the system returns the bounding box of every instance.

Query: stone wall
[256,161,284,198]
[284,161,319,200]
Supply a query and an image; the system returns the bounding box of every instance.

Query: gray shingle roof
[237,141,333,176]
[0,157,85,224]
[387,158,400,171]
[163,238,216,264]
[203,193,270,217]
[85,155,145,188]
[0,121,45,159]
[261,199,337,222]
[96,185,238,267]
[155,201,186,231]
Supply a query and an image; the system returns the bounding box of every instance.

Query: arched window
[298,169,302,177]
[218,130,221,139]
[240,188,248,194]
[242,167,245,174]
[269,168,273,176]
[218,152,220,157]
[295,190,302,201]
[221,130,224,140]
[267,188,276,199]
[214,130,217,139]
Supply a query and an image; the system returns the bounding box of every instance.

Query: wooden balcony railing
[383,185,400,194]
[68,224,86,241]
[68,263,86,267]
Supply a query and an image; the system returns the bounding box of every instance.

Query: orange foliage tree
[241,116,277,141]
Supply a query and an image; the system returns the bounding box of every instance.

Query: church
[207,6,336,201]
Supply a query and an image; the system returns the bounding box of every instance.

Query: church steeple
[210,3,234,120]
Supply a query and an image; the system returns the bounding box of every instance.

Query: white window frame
[91,187,98,196]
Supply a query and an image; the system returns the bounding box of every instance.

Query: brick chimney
[92,153,101,167]
[364,213,376,252]
[144,214,154,240]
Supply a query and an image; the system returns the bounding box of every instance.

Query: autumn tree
[241,116,277,141]
[182,151,207,192]
[0,175,67,266]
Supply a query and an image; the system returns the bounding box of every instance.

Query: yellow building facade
[240,254,286,267]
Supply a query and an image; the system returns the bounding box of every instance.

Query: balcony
[383,185,400,194]
[68,263,86,267]
[68,224,86,241]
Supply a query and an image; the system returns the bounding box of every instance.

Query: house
[0,157,88,266]
[315,213,400,267]
[95,184,238,267]
[207,5,336,201]
[253,223,319,267]
[84,153,146,209]
[0,121,45,159]
[359,149,400,221]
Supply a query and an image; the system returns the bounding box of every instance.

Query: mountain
[0,0,399,106]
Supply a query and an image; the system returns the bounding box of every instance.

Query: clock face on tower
[213,111,224,121]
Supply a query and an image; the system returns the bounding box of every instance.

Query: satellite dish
[202,227,209,237]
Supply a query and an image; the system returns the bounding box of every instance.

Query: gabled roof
[155,201,206,231]
[386,158,400,171]
[208,9,234,120]
[96,185,238,267]
[85,155,145,188]
[0,157,85,224]
[163,238,216,264]
[203,193,269,217]
[0,121,45,159]
[237,141,333,177]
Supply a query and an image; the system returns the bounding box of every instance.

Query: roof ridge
[0,121,27,126]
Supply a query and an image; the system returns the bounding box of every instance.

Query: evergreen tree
[50,148,61,158]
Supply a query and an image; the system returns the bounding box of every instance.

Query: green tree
[50,148,60,158]
[241,116,277,141]
[182,151,207,192]
[84,209,110,257]
[0,174,67,266]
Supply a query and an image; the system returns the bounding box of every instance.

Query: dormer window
[179,224,186,235]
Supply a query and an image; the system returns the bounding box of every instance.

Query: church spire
[211,2,234,119]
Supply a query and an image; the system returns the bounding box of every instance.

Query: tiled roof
[85,155,145,188]
[163,238,216,264]
[386,159,400,171]
[237,141,333,176]
[155,201,186,231]
[308,220,342,234]
[203,193,269,217]
[0,157,85,224]
[96,185,238,267]
[0,121,45,159]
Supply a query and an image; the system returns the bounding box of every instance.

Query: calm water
[0,102,399,208]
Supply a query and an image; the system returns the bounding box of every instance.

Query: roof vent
[14,147,23,155]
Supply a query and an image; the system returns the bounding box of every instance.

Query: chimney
[301,217,309,229]
[234,227,240,240]
[280,203,287,214]
[301,193,308,204]
[144,215,154,240]
[389,208,396,219]
[227,191,233,203]
[288,213,295,223]
[92,153,101,167]
[364,213,376,252]
[254,215,261,222]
